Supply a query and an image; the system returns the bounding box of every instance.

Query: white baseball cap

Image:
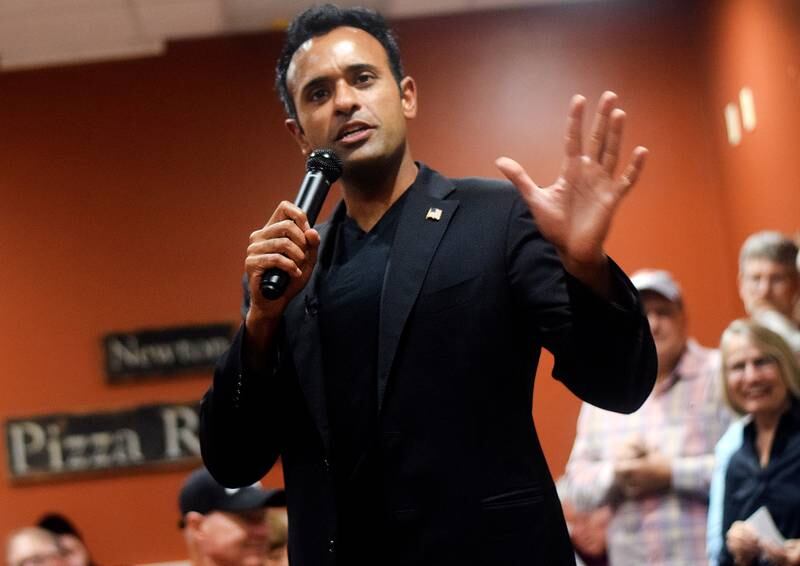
[630,269,682,302]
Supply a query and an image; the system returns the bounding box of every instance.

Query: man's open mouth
[336,123,372,141]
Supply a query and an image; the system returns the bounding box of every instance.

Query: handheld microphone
[260,149,343,300]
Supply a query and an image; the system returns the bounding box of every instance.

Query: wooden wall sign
[102,323,234,382]
[6,401,201,482]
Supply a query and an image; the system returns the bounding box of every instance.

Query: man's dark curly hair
[275,4,405,122]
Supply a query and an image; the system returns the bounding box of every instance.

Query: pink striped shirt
[562,339,733,566]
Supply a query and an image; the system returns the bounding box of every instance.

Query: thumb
[495,156,540,202]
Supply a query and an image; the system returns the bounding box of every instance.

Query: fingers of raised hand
[600,109,625,175]
[495,156,540,201]
[564,94,587,159]
[617,146,648,196]
[587,91,618,163]
[581,91,648,194]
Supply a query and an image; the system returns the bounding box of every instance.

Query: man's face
[739,258,799,317]
[55,535,89,566]
[6,532,67,566]
[284,26,417,172]
[196,509,268,566]
[265,545,289,566]
[641,291,687,374]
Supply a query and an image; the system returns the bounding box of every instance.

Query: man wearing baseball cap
[561,269,732,565]
[179,467,285,566]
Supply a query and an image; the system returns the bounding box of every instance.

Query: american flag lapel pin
[426,207,443,221]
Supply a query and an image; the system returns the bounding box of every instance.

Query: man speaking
[200,4,656,565]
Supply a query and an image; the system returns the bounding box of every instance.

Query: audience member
[795,231,800,324]
[716,320,800,566]
[36,514,94,566]
[738,231,800,352]
[708,230,800,564]
[264,508,289,566]
[179,467,285,566]
[5,527,67,566]
[708,414,749,565]
[562,269,731,565]
[556,478,610,566]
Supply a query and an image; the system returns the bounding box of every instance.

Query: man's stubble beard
[340,138,408,195]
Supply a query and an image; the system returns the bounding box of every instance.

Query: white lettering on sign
[106,336,230,373]
[7,422,145,475]
[161,406,200,459]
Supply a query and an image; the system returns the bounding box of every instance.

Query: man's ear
[400,77,418,119]
[184,512,205,539]
[285,119,312,156]
[736,271,747,300]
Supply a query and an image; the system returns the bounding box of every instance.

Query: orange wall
[703,0,800,263]
[0,2,750,563]
[0,34,293,566]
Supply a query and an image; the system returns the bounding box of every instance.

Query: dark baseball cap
[179,467,286,521]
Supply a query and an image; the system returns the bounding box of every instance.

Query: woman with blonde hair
[717,319,800,566]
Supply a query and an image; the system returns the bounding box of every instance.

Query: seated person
[37,514,95,566]
[718,319,800,566]
[178,467,285,566]
[265,507,289,566]
[5,527,67,566]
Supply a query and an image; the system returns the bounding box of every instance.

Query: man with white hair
[738,230,800,351]
[5,527,67,566]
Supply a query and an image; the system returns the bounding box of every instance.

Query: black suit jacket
[200,164,656,566]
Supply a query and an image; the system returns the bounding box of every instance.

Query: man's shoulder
[681,339,721,375]
[444,174,524,222]
[451,175,517,200]
[419,162,517,201]
[685,337,718,357]
[674,339,734,422]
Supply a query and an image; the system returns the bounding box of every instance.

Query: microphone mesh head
[306,149,343,184]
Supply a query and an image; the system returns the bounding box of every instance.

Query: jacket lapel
[284,204,346,455]
[376,166,458,413]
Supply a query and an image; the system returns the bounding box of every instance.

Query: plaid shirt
[562,339,733,566]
